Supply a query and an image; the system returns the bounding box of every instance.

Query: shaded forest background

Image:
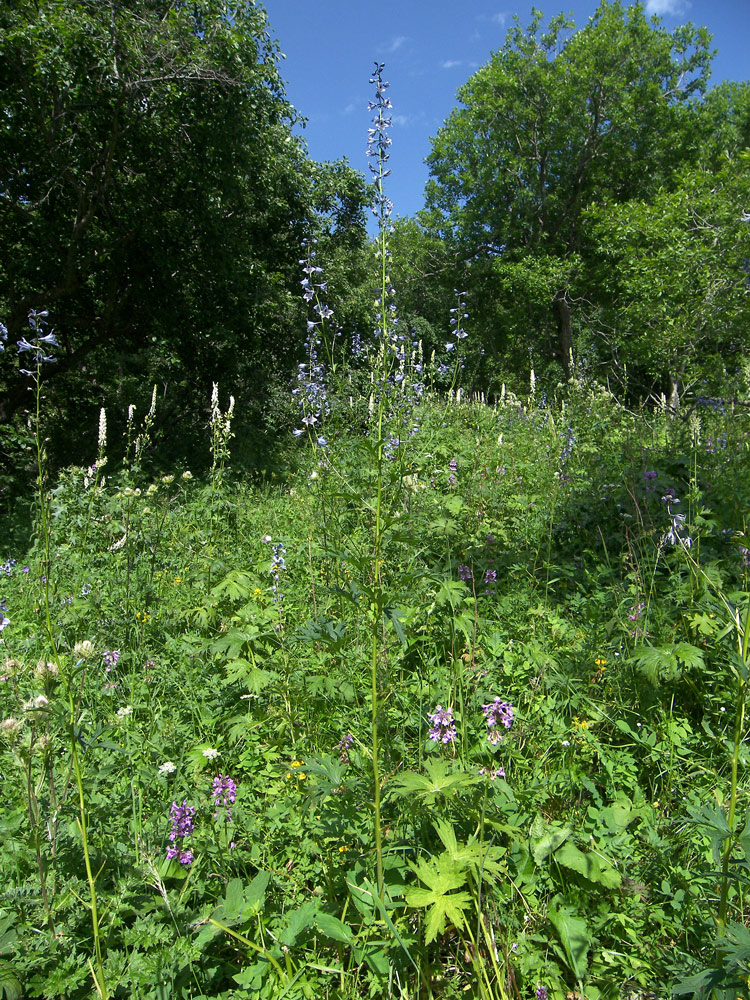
[1,0,749,500]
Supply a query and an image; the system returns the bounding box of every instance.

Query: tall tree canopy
[420,1,750,395]
[0,0,369,461]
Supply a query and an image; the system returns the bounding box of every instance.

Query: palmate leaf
[629,642,704,683]
[406,852,472,944]
[433,819,507,883]
[389,760,478,803]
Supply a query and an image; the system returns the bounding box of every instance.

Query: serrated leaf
[422,891,472,944]
[406,852,473,944]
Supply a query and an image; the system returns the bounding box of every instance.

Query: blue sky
[263,0,749,230]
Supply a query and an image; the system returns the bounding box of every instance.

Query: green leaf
[554,841,621,889]
[315,912,353,944]
[548,897,590,980]
[280,901,318,946]
[406,852,472,944]
[531,817,572,864]
[389,760,478,803]
[0,961,22,1000]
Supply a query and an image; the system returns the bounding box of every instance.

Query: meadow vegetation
[1,4,750,999]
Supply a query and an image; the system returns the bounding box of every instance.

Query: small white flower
[116,705,133,720]
[202,748,220,760]
[1,717,23,736]
[261,535,272,544]
[22,694,49,712]
[561,739,571,747]
[182,471,193,481]
[74,640,95,659]
[159,761,177,775]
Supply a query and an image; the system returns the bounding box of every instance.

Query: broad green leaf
[280,900,319,947]
[548,897,590,980]
[0,961,22,1000]
[315,912,353,944]
[531,818,572,864]
[554,841,621,889]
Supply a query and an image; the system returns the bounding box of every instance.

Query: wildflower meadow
[2,18,750,1000]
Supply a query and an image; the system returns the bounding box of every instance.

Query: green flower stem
[32,368,108,999]
[718,597,749,930]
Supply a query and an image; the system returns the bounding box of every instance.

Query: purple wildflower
[478,765,506,780]
[536,987,548,1000]
[178,849,194,866]
[484,569,497,585]
[168,800,195,842]
[103,649,120,671]
[482,697,514,746]
[338,732,355,762]
[428,704,457,744]
[212,774,237,823]
[458,564,472,581]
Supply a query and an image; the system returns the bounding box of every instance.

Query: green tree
[422,1,713,385]
[585,157,750,399]
[0,0,367,466]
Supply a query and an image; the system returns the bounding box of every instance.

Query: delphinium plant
[2,310,111,998]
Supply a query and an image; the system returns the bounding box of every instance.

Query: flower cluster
[482,697,514,746]
[294,239,332,445]
[644,469,658,492]
[661,493,692,548]
[367,62,393,233]
[15,310,58,375]
[268,541,286,603]
[103,649,120,671]
[212,774,237,823]
[446,290,469,353]
[209,382,235,474]
[0,599,9,632]
[166,800,195,866]
[338,732,354,762]
[428,704,457,744]
[2,559,16,577]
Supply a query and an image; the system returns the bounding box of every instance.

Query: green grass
[1,383,749,1000]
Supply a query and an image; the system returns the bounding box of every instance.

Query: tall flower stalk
[15,310,109,997]
[366,60,395,902]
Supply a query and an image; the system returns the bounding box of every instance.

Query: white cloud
[644,0,689,15]
[387,35,407,53]
[490,12,509,26]
[441,60,463,69]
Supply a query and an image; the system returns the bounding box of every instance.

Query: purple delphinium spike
[338,732,355,762]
